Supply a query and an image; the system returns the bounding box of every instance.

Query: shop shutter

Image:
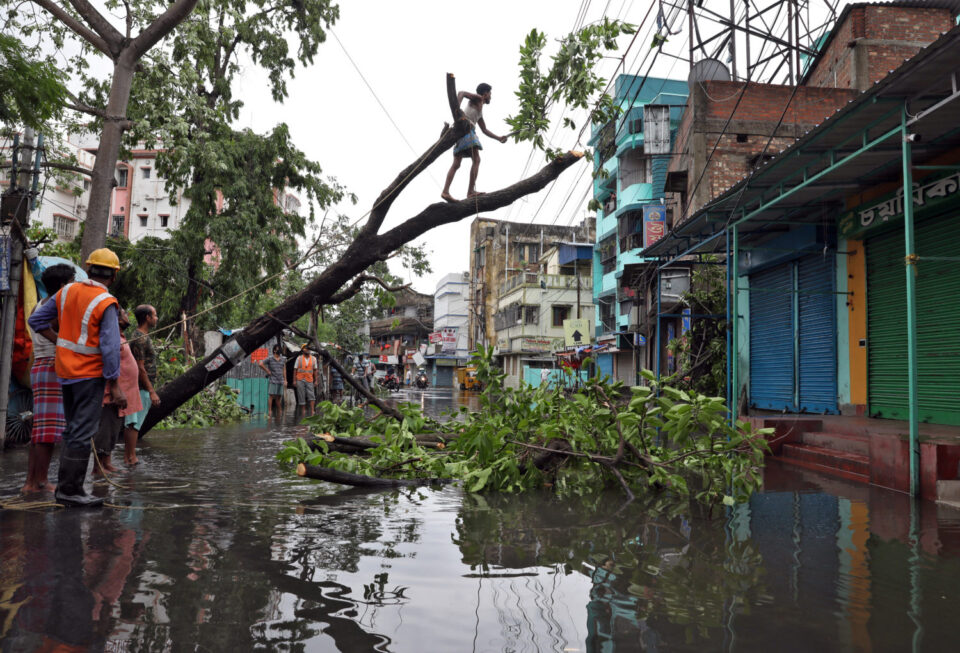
[867,216,960,425]
[436,365,454,387]
[597,353,614,379]
[798,254,838,413]
[749,264,795,411]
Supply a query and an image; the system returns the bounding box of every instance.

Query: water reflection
[1,420,960,651]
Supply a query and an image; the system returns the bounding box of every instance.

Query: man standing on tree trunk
[441,83,509,202]
[28,248,127,507]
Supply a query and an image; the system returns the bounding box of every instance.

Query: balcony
[498,273,591,298]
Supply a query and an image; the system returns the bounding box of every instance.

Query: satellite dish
[688,58,731,85]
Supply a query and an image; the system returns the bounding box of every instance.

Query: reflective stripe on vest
[56,288,115,354]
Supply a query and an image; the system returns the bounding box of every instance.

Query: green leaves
[506,19,635,152]
[280,347,769,507]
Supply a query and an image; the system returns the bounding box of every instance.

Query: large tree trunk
[80,56,136,260]
[140,75,583,434]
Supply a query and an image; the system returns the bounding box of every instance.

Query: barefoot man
[441,83,508,202]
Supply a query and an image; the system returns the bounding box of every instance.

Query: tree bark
[139,75,584,435]
[297,463,453,488]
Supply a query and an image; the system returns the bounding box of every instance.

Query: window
[524,306,539,325]
[82,180,90,191]
[138,214,148,227]
[141,167,151,179]
[159,214,169,228]
[552,305,570,327]
[111,215,125,236]
[116,167,128,188]
[53,214,75,240]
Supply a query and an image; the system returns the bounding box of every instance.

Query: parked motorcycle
[414,369,429,389]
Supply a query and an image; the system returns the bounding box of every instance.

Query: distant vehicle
[456,366,482,391]
[379,371,400,391]
[415,369,429,389]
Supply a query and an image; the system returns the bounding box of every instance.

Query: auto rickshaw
[455,366,482,391]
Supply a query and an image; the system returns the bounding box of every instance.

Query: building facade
[428,272,470,386]
[588,75,689,384]
[644,3,960,499]
[467,216,595,352]
[494,242,593,388]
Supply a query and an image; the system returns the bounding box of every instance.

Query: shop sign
[519,336,562,352]
[563,318,592,347]
[642,204,667,249]
[441,327,458,353]
[840,170,960,238]
[428,332,442,344]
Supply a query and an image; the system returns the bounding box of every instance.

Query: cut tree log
[140,73,583,435]
[312,432,459,454]
[297,463,454,488]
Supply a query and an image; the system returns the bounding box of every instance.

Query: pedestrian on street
[28,248,126,507]
[258,345,286,418]
[405,367,411,386]
[94,308,142,474]
[329,364,343,403]
[294,343,319,416]
[22,264,75,494]
[124,304,160,465]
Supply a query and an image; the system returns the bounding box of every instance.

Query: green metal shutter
[867,216,960,425]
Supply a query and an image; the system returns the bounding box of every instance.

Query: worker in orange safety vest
[294,343,319,416]
[29,248,127,506]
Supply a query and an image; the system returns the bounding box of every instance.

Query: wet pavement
[1,387,960,651]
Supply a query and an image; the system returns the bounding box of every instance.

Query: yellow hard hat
[85,248,120,270]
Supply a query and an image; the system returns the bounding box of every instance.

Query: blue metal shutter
[749,264,795,410]
[798,254,838,413]
[597,353,614,379]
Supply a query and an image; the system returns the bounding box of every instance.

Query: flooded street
[1,388,960,651]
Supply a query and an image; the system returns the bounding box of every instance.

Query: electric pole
[0,127,37,447]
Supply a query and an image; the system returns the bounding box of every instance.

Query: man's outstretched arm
[478,117,508,143]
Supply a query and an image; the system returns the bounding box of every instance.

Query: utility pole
[0,127,37,448]
[576,270,581,319]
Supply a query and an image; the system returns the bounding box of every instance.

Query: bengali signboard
[839,170,960,239]
[642,204,667,249]
[441,327,458,354]
[428,332,442,344]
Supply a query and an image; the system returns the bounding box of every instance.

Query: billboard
[642,204,667,249]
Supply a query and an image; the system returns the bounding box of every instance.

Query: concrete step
[801,431,869,456]
[780,443,870,480]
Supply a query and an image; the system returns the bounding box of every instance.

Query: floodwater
[1,387,960,652]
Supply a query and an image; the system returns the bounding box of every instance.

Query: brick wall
[806,5,953,91]
[668,81,856,223]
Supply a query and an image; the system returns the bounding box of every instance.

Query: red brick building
[665,2,956,228]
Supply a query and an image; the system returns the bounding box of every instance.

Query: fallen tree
[278,349,773,505]
[142,18,635,432]
[141,75,582,433]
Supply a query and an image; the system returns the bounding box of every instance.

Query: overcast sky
[234,0,686,294]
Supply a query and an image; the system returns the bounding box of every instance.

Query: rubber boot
[55,448,104,507]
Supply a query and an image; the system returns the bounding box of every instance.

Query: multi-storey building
[467,216,595,352]
[588,75,689,384]
[366,287,434,365]
[427,272,470,386]
[1,135,94,242]
[494,242,593,388]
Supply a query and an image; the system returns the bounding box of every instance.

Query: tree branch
[64,0,123,51]
[374,151,584,253]
[129,0,199,60]
[41,161,94,176]
[30,0,113,56]
[328,274,410,304]
[358,73,471,238]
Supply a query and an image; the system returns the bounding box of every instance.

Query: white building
[1,135,94,243]
[425,272,470,386]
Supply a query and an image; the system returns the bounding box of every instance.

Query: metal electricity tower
[658,0,842,84]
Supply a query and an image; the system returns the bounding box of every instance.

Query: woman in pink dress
[93,309,142,473]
